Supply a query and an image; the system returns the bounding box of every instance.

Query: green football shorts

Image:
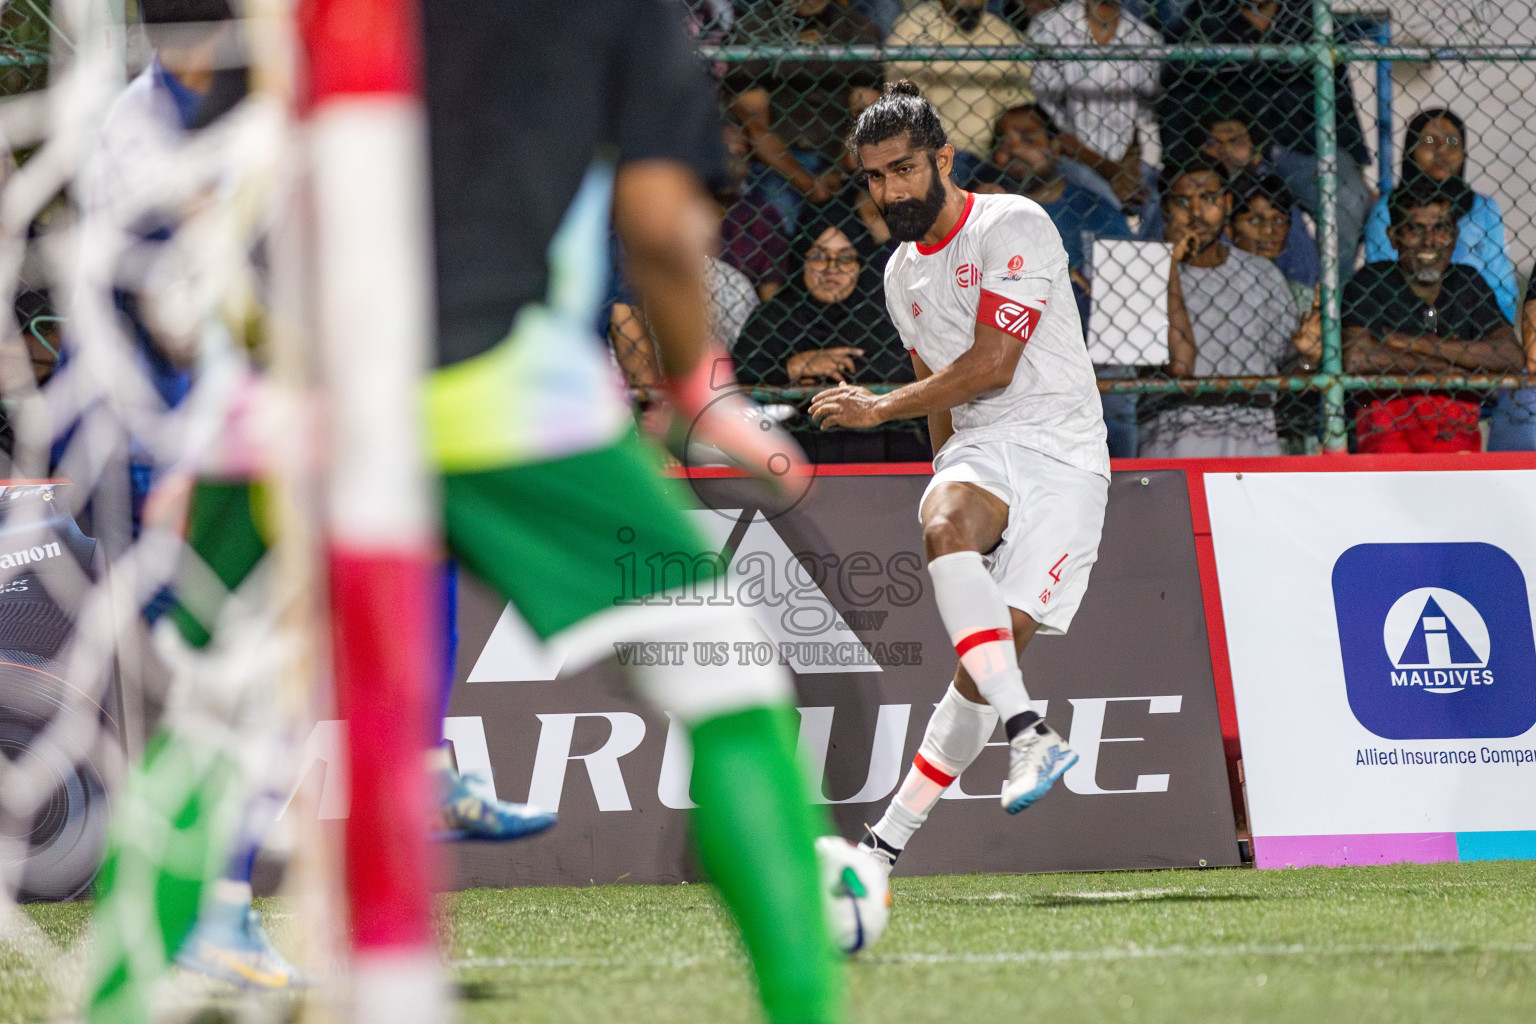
[440,431,722,640]
[170,432,718,646]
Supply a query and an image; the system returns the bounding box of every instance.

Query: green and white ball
[815,835,891,953]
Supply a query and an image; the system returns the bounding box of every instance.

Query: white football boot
[1002,719,1078,814]
[857,834,898,882]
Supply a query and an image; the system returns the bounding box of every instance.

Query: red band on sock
[955,627,1012,659]
[913,753,957,787]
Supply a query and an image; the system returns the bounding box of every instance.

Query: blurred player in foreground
[79,2,553,1014]
[810,82,1109,876]
[419,2,843,1022]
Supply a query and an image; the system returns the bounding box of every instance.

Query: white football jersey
[883,191,1109,479]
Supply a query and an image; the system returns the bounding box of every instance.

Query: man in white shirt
[1029,0,1161,208]
[810,81,1108,876]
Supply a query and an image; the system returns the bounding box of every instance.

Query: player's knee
[921,512,974,560]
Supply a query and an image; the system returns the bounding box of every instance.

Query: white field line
[864,941,1536,965]
[969,888,1182,901]
[450,941,1536,971]
[454,955,714,970]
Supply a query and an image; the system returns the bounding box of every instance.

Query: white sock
[927,551,1031,723]
[871,684,998,851]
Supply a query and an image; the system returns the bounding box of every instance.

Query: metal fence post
[1313,0,1347,451]
[1376,19,1394,192]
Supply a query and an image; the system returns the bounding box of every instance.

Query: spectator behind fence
[1517,256,1536,440]
[1359,108,1532,452]
[1364,110,1517,320]
[1029,0,1161,213]
[1226,172,1314,312]
[719,119,792,302]
[1157,0,1369,267]
[980,106,1150,458]
[609,253,760,403]
[974,158,1145,457]
[1343,176,1522,454]
[735,213,924,461]
[1190,108,1319,289]
[735,215,905,387]
[981,104,1131,327]
[1141,157,1310,457]
[1227,172,1323,452]
[726,0,884,233]
[831,83,895,248]
[885,0,1033,182]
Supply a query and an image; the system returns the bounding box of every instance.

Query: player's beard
[882,160,948,243]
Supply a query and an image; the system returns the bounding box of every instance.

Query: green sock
[688,705,844,1024]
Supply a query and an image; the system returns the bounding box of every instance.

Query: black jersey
[422,0,724,367]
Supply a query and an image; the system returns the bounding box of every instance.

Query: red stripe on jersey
[977,289,1042,343]
[955,626,1012,658]
[914,753,957,787]
[916,191,975,255]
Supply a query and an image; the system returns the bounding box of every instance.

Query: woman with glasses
[1363,108,1529,450]
[735,211,924,460]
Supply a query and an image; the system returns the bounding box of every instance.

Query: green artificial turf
[3,861,1533,1023]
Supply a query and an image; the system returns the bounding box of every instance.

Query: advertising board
[418,469,1241,885]
[1206,469,1536,867]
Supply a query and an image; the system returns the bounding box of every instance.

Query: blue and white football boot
[437,769,557,841]
[1002,719,1078,813]
[176,902,305,990]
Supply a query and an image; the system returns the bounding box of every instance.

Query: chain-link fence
[610,0,1536,459]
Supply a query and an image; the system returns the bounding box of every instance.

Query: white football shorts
[921,440,1108,634]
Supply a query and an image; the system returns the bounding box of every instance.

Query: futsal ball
[815,835,891,953]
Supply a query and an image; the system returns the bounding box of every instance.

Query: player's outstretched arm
[615,158,809,487]
[809,321,1024,430]
[612,160,718,379]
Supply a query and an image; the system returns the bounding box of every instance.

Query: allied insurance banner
[1207,468,1536,869]
[334,468,1240,888]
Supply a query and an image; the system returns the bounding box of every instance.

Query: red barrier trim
[679,450,1536,480]
[670,462,936,479]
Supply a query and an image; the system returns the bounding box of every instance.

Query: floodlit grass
[3,861,1534,1022]
[442,861,1536,1024]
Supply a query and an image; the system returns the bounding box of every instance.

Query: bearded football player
[810,81,1110,878]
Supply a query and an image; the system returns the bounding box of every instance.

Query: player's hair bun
[851,79,947,153]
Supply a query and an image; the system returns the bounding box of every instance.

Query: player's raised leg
[922,481,1077,815]
[921,482,1035,728]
